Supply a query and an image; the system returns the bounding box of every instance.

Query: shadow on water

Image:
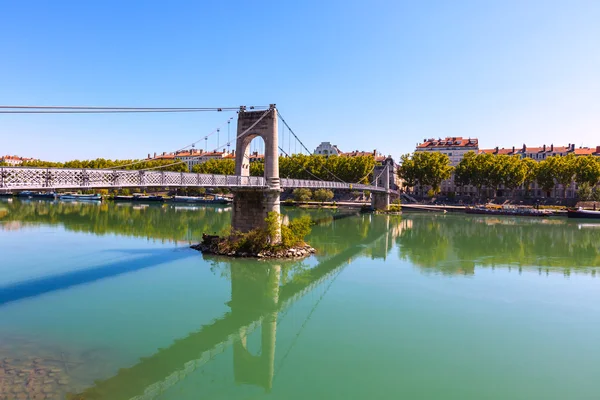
[0,248,195,306]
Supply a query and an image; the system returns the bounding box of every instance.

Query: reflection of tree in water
[397,215,600,275]
[0,200,230,243]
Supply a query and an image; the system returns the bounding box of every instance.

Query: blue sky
[1,0,599,161]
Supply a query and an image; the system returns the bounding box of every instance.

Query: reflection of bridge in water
[77,215,396,400]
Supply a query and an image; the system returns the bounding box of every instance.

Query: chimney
[572,144,576,151]
[232,150,235,156]
[543,144,546,152]
[495,146,499,154]
[596,146,600,154]
[512,146,515,154]
[162,152,166,156]
[550,144,554,152]
[148,153,151,159]
[154,152,157,158]
[522,144,526,152]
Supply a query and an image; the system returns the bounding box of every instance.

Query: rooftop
[416,137,478,149]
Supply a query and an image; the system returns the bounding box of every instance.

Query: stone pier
[371,164,390,211]
[231,105,281,241]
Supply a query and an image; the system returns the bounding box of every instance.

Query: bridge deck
[0,166,387,192]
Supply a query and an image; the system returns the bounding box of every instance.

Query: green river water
[1,199,599,399]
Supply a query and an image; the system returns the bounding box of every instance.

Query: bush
[293,188,312,202]
[389,204,402,212]
[217,212,312,254]
[282,215,312,247]
[313,189,334,203]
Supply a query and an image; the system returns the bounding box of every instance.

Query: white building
[1,155,36,165]
[314,142,341,156]
[415,137,479,166]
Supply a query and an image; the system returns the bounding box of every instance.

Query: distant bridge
[0,166,387,192]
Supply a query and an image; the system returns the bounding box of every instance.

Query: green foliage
[536,154,576,197]
[233,228,269,254]
[312,189,334,203]
[574,156,600,186]
[265,211,281,243]
[389,204,402,212]
[293,188,312,202]
[399,152,452,194]
[221,212,312,253]
[455,153,526,196]
[593,187,600,202]
[577,182,593,201]
[282,215,312,247]
[192,159,235,174]
[189,154,376,183]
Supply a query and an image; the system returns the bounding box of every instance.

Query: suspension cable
[100,115,235,170]
[277,111,347,183]
[139,160,187,171]
[0,105,268,113]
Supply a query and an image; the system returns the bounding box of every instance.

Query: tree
[577,182,593,201]
[398,152,452,195]
[553,154,576,198]
[192,159,235,175]
[593,187,600,202]
[574,156,600,187]
[536,158,557,196]
[521,158,538,197]
[292,188,312,202]
[499,155,527,197]
[397,154,419,191]
[313,189,334,203]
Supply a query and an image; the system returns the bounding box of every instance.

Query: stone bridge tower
[231,104,281,241]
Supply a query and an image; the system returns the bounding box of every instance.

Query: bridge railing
[0,167,267,190]
[280,178,386,192]
[0,166,387,192]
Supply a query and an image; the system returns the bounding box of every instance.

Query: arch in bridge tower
[232,105,281,241]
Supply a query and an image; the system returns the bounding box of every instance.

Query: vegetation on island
[399,151,600,199]
[196,212,314,258]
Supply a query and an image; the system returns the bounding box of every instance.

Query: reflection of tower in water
[230,264,280,392]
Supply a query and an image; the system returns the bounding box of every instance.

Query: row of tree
[0,158,188,172]
[399,151,600,198]
[193,154,376,183]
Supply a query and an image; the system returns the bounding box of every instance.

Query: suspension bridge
[1,104,395,237]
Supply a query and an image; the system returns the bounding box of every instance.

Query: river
[1,199,599,400]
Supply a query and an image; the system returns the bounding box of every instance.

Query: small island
[191,212,316,259]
